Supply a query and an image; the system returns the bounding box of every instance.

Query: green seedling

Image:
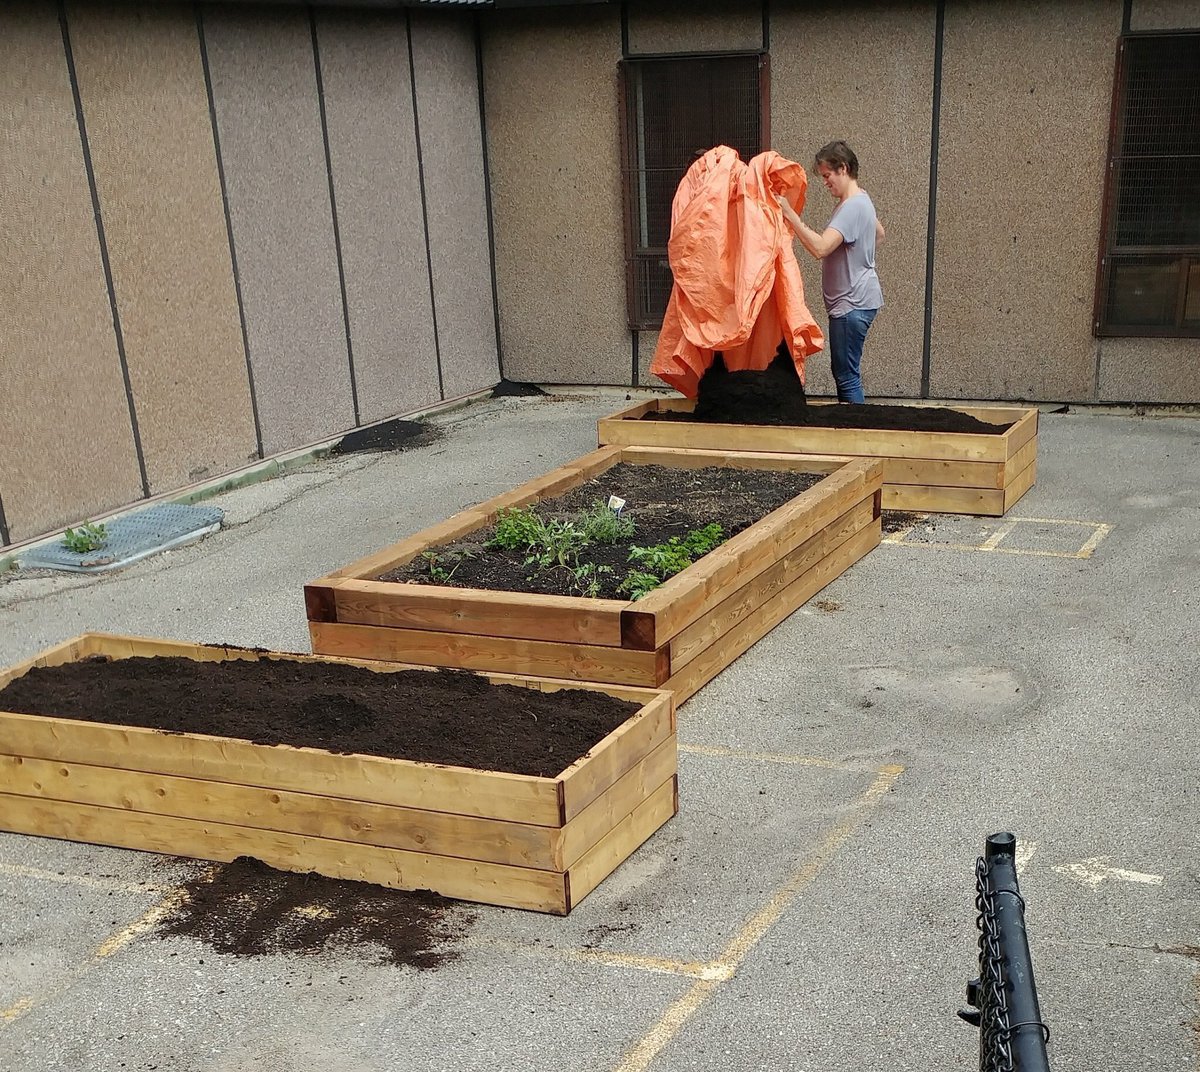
[62,522,108,554]
[578,499,635,545]
[422,549,470,583]
[619,523,725,600]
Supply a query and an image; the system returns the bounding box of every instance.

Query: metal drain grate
[20,503,224,573]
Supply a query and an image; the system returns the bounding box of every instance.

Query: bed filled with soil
[0,656,639,777]
[378,461,825,598]
[647,348,1014,433]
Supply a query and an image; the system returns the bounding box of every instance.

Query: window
[1095,32,1200,337]
[619,53,768,330]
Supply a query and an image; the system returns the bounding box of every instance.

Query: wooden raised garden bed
[305,446,884,702]
[0,633,676,914]
[597,399,1038,516]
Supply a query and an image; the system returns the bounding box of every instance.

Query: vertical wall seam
[762,0,770,50]
[1121,0,1132,34]
[310,10,360,426]
[0,492,10,547]
[474,12,505,382]
[196,3,263,460]
[406,11,445,401]
[59,0,150,498]
[632,331,639,386]
[920,0,945,399]
[622,2,635,383]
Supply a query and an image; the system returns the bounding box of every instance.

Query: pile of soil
[653,346,1014,434]
[0,656,639,777]
[380,462,824,598]
[158,857,474,967]
[329,418,440,455]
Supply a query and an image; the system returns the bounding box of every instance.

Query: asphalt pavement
[0,390,1196,1072]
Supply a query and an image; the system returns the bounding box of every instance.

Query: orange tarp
[650,146,824,398]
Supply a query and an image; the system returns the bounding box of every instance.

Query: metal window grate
[1096,32,1200,336]
[620,54,767,330]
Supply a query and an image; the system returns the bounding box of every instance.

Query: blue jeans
[827,308,878,403]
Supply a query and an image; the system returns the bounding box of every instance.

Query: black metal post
[985,834,1050,1072]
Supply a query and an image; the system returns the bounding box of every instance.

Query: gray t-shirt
[821,192,884,318]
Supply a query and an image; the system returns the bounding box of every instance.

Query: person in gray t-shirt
[778,140,884,403]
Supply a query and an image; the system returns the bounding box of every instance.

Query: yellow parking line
[678,743,875,773]
[1074,523,1113,558]
[613,764,904,1072]
[1,875,203,1028]
[0,861,169,896]
[978,519,1020,551]
[465,937,730,981]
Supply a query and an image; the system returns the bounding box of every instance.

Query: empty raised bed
[0,633,676,914]
[305,445,884,702]
[597,398,1038,516]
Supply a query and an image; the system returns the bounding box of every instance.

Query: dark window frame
[1094,30,1200,338]
[619,51,770,332]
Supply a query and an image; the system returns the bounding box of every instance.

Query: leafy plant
[421,550,470,583]
[524,518,588,571]
[569,562,613,598]
[578,499,634,545]
[616,569,662,601]
[62,522,107,554]
[618,523,725,600]
[487,507,545,554]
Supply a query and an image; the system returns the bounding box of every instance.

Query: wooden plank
[618,444,850,473]
[557,691,675,821]
[559,738,677,869]
[564,774,677,911]
[662,522,880,703]
[600,404,1020,462]
[622,459,882,650]
[322,447,623,581]
[668,498,876,672]
[1002,408,1039,459]
[1002,458,1038,512]
[330,580,628,647]
[308,620,666,687]
[1001,437,1038,487]
[0,793,571,914]
[72,632,668,707]
[0,635,93,689]
[0,753,565,871]
[880,482,1005,516]
[879,455,1007,491]
[0,711,563,825]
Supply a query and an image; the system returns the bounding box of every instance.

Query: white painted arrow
[1053,856,1163,889]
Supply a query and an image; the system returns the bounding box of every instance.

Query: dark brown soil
[157,857,474,967]
[0,656,639,777]
[380,462,824,598]
[654,348,1013,433]
[329,418,440,455]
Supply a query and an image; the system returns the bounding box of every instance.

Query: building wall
[486,0,1199,403]
[482,7,628,385]
[0,2,496,548]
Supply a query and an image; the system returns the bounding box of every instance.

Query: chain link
[974,856,1015,1072]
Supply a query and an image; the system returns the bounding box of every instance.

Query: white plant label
[607,495,626,517]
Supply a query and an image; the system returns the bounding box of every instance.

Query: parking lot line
[678,743,880,774]
[0,860,170,896]
[612,764,904,1072]
[0,876,202,1028]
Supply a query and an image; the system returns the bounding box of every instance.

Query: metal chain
[974,856,1015,1072]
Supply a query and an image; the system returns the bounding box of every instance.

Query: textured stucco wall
[931,0,1122,401]
[68,2,256,492]
[315,10,441,424]
[771,1,936,400]
[626,0,763,54]
[1130,0,1200,28]
[202,5,354,455]
[482,8,629,384]
[410,11,500,399]
[0,3,144,543]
